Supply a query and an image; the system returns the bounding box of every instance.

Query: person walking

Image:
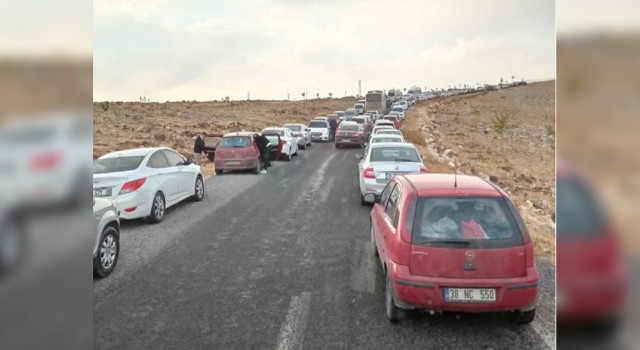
[329,117,338,141]
[254,133,270,174]
[193,132,206,165]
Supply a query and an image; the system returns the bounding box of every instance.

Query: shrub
[100,101,110,112]
[491,110,512,135]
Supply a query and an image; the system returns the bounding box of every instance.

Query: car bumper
[335,138,361,145]
[111,191,151,220]
[311,135,329,141]
[214,158,259,170]
[388,261,539,313]
[360,179,387,198]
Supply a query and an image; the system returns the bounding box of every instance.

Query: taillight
[420,166,428,173]
[30,150,62,172]
[363,167,375,179]
[119,177,147,195]
[525,241,535,267]
[335,132,342,137]
[352,133,360,137]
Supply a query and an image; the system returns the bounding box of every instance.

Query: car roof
[370,142,415,149]
[223,131,256,137]
[401,174,502,197]
[370,134,403,140]
[262,127,285,131]
[339,121,359,126]
[284,123,303,126]
[99,147,167,159]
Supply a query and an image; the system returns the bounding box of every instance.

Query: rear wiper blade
[394,158,417,162]
[416,239,471,246]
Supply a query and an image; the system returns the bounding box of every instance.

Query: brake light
[363,167,375,179]
[30,150,62,172]
[353,133,360,137]
[420,166,428,173]
[525,241,535,267]
[335,132,342,137]
[119,177,147,195]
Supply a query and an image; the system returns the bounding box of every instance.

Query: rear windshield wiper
[415,239,471,246]
[394,158,417,162]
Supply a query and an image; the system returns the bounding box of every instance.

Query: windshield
[412,197,523,247]
[309,121,327,128]
[284,125,301,131]
[392,107,403,112]
[355,104,364,108]
[556,177,606,237]
[370,147,420,162]
[345,110,356,115]
[94,156,144,174]
[339,124,360,131]
[219,136,252,148]
[352,118,365,124]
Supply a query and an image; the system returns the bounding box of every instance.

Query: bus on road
[365,90,387,115]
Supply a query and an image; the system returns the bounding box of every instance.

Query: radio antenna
[454,161,458,188]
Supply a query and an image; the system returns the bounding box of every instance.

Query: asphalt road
[94,142,556,350]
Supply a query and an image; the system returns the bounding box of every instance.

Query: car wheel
[192,176,204,201]
[385,273,402,323]
[93,225,119,278]
[370,224,378,256]
[293,146,298,156]
[360,193,368,206]
[335,143,341,149]
[509,308,536,325]
[0,217,25,276]
[284,150,291,161]
[215,169,223,175]
[149,192,166,223]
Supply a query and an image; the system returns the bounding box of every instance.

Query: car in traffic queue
[93,197,120,278]
[261,127,299,160]
[262,133,284,161]
[344,108,358,121]
[374,119,397,130]
[370,174,539,325]
[354,102,365,115]
[371,125,396,136]
[396,100,409,110]
[383,115,402,129]
[308,119,331,142]
[357,142,426,205]
[93,147,205,223]
[284,123,312,150]
[374,129,404,141]
[204,134,222,162]
[335,121,365,149]
[334,111,346,122]
[390,106,406,119]
[362,134,406,157]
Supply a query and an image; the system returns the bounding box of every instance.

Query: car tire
[215,169,223,175]
[191,176,204,201]
[293,147,298,156]
[335,143,341,149]
[283,150,291,161]
[509,308,536,325]
[370,225,379,257]
[386,273,402,323]
[360,194,368,206]
[0,216,25,276]
[253,159,261,174]
[93,225,119,278]
[301,142,307,150]
[148,192,166,223]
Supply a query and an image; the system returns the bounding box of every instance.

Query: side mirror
[306,128,311,132]
[355,153,363,160]
[184,158,194,165]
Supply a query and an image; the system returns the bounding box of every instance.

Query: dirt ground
[93,98,356,178]
[402,81,556,264]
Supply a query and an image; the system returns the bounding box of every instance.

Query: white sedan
[93,147,204,222]
[261,127,299,160]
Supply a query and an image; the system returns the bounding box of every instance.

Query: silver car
[93,197,120,278]
[356,143,426,205]
[284,123,312,150]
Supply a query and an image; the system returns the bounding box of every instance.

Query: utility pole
[287,93,290,100]
[247,91,250,100]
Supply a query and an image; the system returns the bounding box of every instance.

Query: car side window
[379,182,395,208]
[385,185,401,220]
[163,150,186,167]
[147,151,170,169]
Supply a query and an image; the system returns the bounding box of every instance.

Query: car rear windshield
[412,196,524,248]
[93,156,144,174]
[355,104,364,108]
[351,118,365,124]
[339,124,360,131]
[372,137,401,143]
[370,147,420,162]
[285,125,301,131]
[556,177,606,237]
[309,121,327,128]
[378,130,401,136]
[219,136,252,148]
[345,110,356,115]
[265,135,279,144]
[385,116,398,120]
[392,107,403,111]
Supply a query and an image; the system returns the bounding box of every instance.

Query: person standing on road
[329,118,338,141]
[193,132,206,165]
[254,133,270,174]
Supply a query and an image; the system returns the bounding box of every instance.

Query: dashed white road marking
[275,292,312,350]
[320,177,336,202]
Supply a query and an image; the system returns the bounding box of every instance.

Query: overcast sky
[93,0,555,101]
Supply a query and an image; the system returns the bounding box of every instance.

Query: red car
[370,174,538,324]
[556,161,626,325]
[213,132,261,175]
[383,115,401,129]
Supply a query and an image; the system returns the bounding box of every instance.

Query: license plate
[385,172,401,179]
[445,288,496,302]
[226,161,241,165]
[93,187,112,197]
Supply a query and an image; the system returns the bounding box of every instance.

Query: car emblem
[394,165,399,170]
[465,251,475,260]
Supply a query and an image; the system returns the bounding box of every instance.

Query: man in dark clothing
[193,132,206,165]
[254,133,270,174]
[329,118,338,141]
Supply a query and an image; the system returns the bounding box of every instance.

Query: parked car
[93,147,205,223]
[362,134,405,157]
[375,129,404,140]
[284,123,312,150]
[262,133,283,161]
[335,121,365,149]
[334,111,346,121]
[212,132,263,174]
[344,108,358,121]
[356,143,426,205]
[93,197,120,278]
[313,116,329,121]
[374,120,397,129]
[308,119,331,142]
[204,135,222,162]
[390,106,406,119]
[261,127,299,160]
[556,161,626,326]
[383,115,401,129]
[372,125,395,136]
[354,102,365,115]
[370,174,539,324]
[396,100,409,110]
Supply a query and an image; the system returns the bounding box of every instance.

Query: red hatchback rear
[370,174,538,324]
[213,132,261,175]
[383,115,401,129]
